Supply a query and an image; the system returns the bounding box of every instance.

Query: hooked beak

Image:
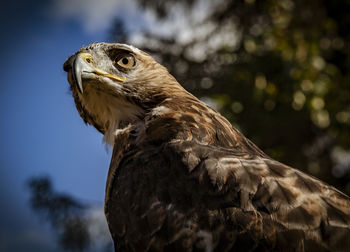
[72,52,126,94]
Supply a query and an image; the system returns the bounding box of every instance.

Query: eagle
[63,43,350,252]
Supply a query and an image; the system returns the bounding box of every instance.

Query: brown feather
[63,43,350,252]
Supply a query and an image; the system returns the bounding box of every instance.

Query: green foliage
[115,0,350,194]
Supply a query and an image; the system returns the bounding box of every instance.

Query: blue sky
[0,1,145,251]
[2,1,350,250]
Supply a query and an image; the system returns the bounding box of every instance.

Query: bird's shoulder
[105,102,350,251]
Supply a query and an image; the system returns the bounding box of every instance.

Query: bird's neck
[107,93,267,158]
[138,95,268,157]
[133,95,238,147]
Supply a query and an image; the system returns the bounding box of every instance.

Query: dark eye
[116,55,135,69]
[122,58,129,65]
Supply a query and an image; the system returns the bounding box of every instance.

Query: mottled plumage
[63,43,350,251]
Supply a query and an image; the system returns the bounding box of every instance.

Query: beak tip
[77,77,84,94]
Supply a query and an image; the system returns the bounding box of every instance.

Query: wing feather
[105,122,350,251]
[169,140,350,251]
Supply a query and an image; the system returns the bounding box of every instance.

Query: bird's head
[63,42,189,144]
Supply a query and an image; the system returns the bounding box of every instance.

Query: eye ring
[116,55,135,69]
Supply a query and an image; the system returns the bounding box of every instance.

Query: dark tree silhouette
[28,177,90,251]
[109,0,350,195]
[28,0,350,250]
[107,17,128,44]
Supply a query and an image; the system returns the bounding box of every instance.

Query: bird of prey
[63,42,350,252]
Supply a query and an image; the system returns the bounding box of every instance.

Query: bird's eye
[116,55,135,69]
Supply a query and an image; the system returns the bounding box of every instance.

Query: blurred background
[1,0,350,251]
